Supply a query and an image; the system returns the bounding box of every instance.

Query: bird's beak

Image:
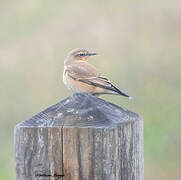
[87,52,97,56]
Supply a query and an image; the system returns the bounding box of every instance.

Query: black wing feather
[69,74,131,98]
[79,79,131,98]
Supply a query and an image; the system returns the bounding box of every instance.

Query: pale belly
[63,70,83,93]
[63,70,98,94]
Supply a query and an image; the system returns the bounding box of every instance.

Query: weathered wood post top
[15,93,143,180]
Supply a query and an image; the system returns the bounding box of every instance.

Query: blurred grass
[0,0,181,179]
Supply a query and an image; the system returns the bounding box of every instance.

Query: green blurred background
[0,0,181,179]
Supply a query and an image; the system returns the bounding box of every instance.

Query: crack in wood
[15,93,143,180]
[61,122,64,178]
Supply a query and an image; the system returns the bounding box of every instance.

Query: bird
[63,48,133,99]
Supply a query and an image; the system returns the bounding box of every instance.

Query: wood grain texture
[15,93,143,180]
[15,127,63,180]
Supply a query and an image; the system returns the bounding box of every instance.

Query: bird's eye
[78,53,85,57]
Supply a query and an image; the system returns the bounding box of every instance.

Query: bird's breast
[63,69,70,87]
[63,68,75,91]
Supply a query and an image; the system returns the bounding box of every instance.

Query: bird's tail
[109,84,133,99]
[78,78,133,99]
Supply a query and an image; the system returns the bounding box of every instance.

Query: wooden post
[15,93,143,180]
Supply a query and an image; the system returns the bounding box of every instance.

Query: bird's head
[65,48,97,65]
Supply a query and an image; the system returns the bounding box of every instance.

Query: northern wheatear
[63,48,132,98]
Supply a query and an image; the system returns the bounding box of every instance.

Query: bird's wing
[65,62,100,79]
[79,76,131,98]
[65,62,131,98]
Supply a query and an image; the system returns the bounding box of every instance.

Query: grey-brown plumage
[63,48,132,98]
